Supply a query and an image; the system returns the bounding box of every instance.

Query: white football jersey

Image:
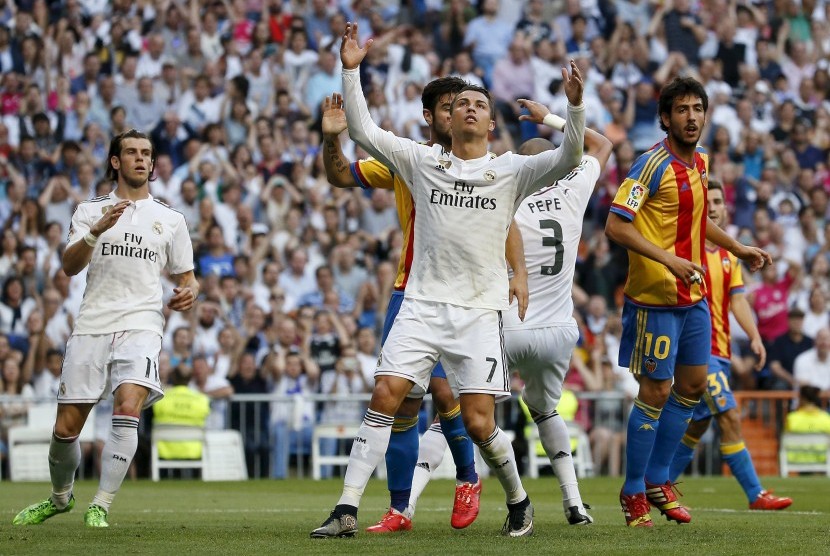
[503,155,600,329]
[67,192,194,336]
[343,69,585,310]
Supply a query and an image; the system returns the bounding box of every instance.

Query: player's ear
[488,118,495,132]
[110,155,120,171]
[422,108,433,127]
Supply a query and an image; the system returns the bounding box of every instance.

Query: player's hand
[750,336,767,371]
[340,22,372,70]
[665,255,706,288]
[517,98,550,125]
[736,245,773,272]
[90,200,130,237]
[168,286,197,312]
[562,59,584,107]
[322,93,348,137]
[509,270,529,322]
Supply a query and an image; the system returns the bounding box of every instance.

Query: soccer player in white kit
[13,130,198,528]
[311,22,585,538]
[505,103,613,526]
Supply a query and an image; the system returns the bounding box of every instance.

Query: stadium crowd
[1,0,830,479]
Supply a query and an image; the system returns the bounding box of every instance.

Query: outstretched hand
[340,22,372,70]
[322,93,348,137]
[517,98,550,125]
[562,59,584,106]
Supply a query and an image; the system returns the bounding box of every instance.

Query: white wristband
[84,232,98,247]
[542,113,567,131]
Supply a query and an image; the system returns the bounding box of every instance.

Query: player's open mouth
[465,116,477,123]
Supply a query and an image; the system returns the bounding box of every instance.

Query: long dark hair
[105,129,157,182]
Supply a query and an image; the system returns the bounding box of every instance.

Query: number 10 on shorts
[643,333,671,360]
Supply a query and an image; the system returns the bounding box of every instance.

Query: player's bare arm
[168,270,200,312]
[606,212,705,288]
[62,199,130,276]
[705,217,772,272]
[321,93,357,188]
[506,221,528,321]
[730,291,766,370]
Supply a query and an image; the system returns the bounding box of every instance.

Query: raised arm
[514,61,585,193]
[321,93,358,188]
[340,22,419,184]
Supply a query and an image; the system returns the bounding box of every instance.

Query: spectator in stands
[279,248,316,312]
[768,311,813,391]
[661,0,707,67]
[750,260,800,346]
[297,264,354,314]
[169,326,194,370]
[31,347,61,399]
[269,350,319,479]
[794,327,830,393]
[152,365,210,467]
[228,351,270,478]
[190,353,234,431]
[786,385,830,434]
[463,0,513,87]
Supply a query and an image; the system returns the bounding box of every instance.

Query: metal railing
[2,390,811,480]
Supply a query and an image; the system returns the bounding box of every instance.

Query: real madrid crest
[153,222,163,235]
[483,170,496,181]
[438,159,452,170]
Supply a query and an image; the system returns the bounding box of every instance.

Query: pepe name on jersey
[100,231,159,262]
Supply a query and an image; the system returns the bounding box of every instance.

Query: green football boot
[13,496,75,525]
[84,504,109,528]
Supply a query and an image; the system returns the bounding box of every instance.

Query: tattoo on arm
[325,138,348,174]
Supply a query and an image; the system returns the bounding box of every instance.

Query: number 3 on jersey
[540,219,564,276]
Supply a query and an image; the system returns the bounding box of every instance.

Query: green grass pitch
[1,476,828,555]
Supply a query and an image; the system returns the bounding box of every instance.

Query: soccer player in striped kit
[606,77,771,527]
[669,180,792,511]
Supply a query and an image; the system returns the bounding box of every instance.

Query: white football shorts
[58,330,164,408]
[376,298,509,399]
[504,324,579,414]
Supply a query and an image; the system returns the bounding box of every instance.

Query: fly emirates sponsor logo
[101,232,158,262]
[429,180,497,210]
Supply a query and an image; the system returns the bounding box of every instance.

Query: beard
[122,172,148,188]
[669,125,701,149]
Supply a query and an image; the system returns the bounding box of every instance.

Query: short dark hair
[451,84,495,119]
[799,385,821,406]
[106,129,157,181]
[421,76,467,114]
[658,77,708,132]
[708,179,723,194]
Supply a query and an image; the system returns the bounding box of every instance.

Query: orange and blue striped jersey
[704,247,744,359]
[610,140,709,307]
[350,158,413,291]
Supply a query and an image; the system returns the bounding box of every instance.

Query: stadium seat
[311,423,360,480]
[7,426,53,482]
[150,424,206,481]
[778,433,830,477]
[203,430,248,481]
[525,423,594,479]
